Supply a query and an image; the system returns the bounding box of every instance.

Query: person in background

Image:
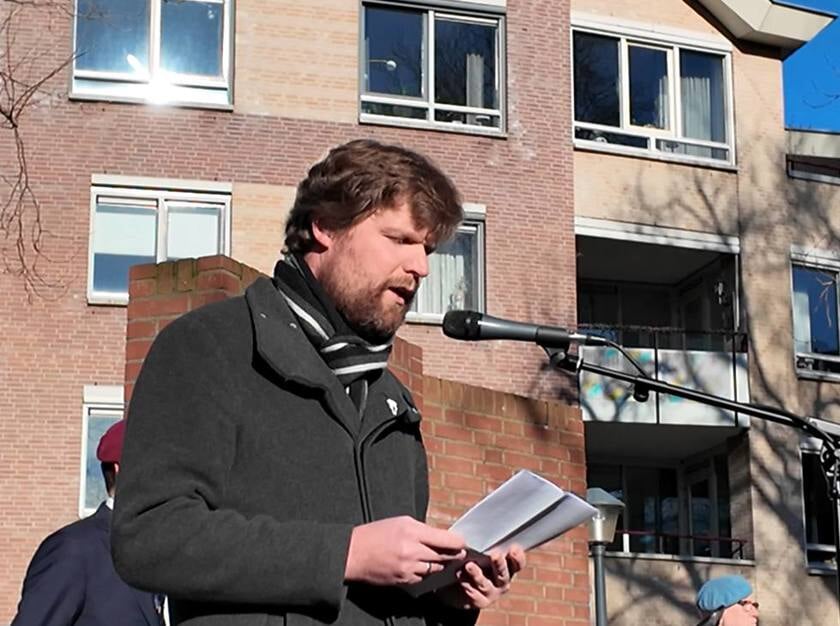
[695,574,759,626]
[12,420,164,626]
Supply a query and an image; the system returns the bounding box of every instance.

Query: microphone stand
[549,348,840,621]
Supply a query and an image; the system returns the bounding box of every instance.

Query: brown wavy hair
[283,139,463,254]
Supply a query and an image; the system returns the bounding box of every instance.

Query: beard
[320,269,417,344]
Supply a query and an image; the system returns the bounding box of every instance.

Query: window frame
[799,444,837,573]
[79,385,123,518]
[787,158,840,186]
[87,175,232,306]
[407,203,486,324]
[589,455,742,562]
[790,246,840,382]
[570,18,736,168]
[359,0,506,136]
[71,0,235,108]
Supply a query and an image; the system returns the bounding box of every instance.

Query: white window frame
[88,175,232,306]
[408,203,486,324]
[359,0,506,136]
[71,0,234,108]
[80,385,124,518]
[790,246,840,382]
[570,17,735,168]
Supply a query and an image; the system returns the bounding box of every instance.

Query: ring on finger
[426,561,433,576]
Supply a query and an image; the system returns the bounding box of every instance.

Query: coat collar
[245,277,422,439]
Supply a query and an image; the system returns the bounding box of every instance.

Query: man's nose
[405,244,429,278]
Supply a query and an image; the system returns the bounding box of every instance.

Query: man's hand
[345,516,467,585]
[437,545,526,610]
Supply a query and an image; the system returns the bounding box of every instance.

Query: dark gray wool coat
[112,277,475,626]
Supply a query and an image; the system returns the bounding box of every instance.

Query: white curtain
[466,53,484,108]
[657,73,669,129]
[680,55,724,156]
[465,53,484,125]
[793,287,812,354]
[682,75,712,140]
[414,245,469,314]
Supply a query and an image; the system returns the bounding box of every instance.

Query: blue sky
[782,0,840,131]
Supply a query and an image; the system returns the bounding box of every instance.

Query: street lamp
[586,488,625,626]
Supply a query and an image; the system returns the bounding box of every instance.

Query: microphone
[442,310,608,349]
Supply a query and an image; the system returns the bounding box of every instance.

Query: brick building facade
[0,0,582,621]
[3,0,840,624]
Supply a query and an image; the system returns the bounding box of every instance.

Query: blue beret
[696,575,752,612]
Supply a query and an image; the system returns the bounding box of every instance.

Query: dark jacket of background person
[112,277,468,626]
[12,503,161,626]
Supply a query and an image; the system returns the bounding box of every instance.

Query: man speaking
[112,139,525,626]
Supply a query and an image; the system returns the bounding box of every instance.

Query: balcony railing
[578,326,750,426]
[608,529,748,560]
[578,324,748,353]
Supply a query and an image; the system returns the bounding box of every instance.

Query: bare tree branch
[0,0,75,298]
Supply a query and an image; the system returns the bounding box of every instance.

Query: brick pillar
[125,255,263,403]
[421,378,590,626]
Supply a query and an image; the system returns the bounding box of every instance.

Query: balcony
[578,326,750,428]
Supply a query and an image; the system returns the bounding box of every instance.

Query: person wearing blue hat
[695,575,759,625]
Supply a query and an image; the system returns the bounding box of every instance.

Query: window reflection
[161,0,224,77]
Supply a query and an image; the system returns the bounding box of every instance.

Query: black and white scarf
[272,254,393,389]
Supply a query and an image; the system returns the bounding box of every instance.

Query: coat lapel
[246,277,361,437]
[361,374,422,442]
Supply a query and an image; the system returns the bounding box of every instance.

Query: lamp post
[586,488,625,626]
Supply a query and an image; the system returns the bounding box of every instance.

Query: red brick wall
[124,256,264,403]
[2,0,576,399]
[119,257,591,626]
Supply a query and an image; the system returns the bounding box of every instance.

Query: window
[572,23,732,164]
[588,456,740,559]
[360,2,505,133]
[73,0,233,107]
[791,258,840,378]
[788,157,840,186]
[88,176,231,304]
[409,208,485,321]
[80,385,123,517]
[801,449,836,571]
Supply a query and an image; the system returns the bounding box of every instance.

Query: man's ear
[310,220,336,250]
[114,462,120,476]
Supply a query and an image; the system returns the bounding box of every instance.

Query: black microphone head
[442,310,482,340]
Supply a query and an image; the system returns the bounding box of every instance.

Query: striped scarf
[272,255,393,388]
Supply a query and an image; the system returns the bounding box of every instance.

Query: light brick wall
[571,0,740,234]
[234,0,358,122]
[122,257,592,626]
[1,0,577,619]
[570,0,840,624]
[231,183,296,275]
